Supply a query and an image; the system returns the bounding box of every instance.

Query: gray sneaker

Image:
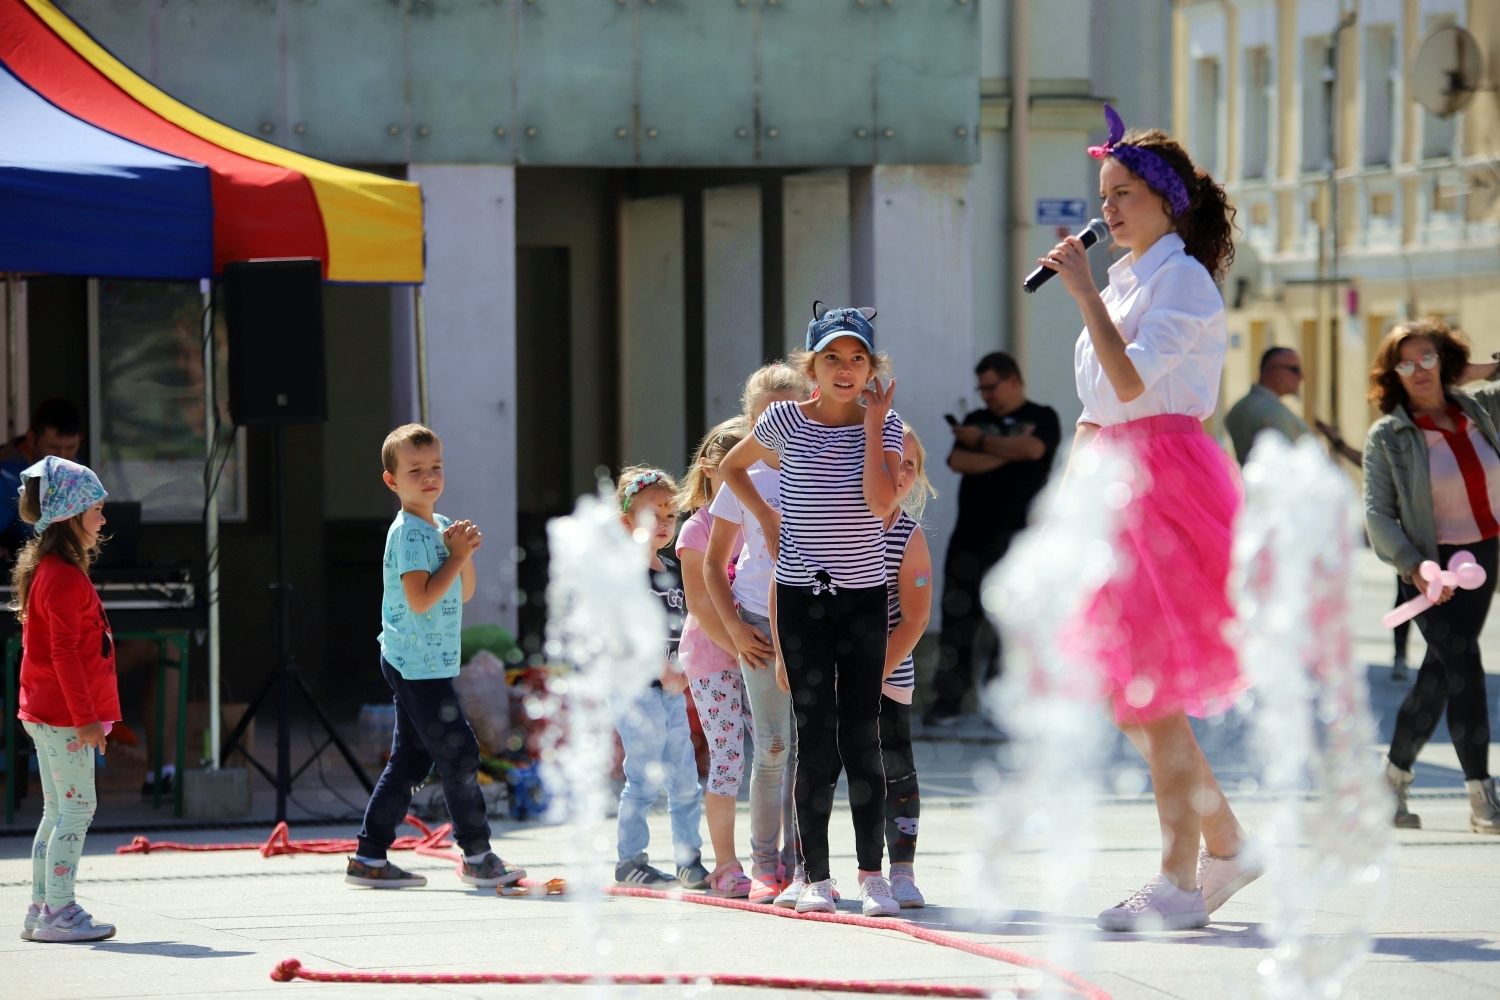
[890,868,926,909]
[773,869,807,908]
[30,902,116,943]
[345,856,428,888]
[1097,875,1208,932]
[614,853,676,886]
[677,859,711,890]
[459,853,526,887]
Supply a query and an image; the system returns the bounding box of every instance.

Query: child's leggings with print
[688,668,749,796]
[23,721,98,908]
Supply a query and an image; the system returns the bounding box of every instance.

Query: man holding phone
[927,352,1060,727]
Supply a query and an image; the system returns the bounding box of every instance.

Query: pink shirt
[1421,419,1500,544]
[674,507,743,680]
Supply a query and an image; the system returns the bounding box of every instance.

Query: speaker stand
[219,425,373,822]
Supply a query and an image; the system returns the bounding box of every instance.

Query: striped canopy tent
[0,0,423,283]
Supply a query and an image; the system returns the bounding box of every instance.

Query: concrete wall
[851,165,977,582]
[410,164,518,631]
[618,195,686,474]
[703,184,763,429]
[783,170,852,350]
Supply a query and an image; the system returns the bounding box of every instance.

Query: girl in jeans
[1364,318,1500,834]
[12,457,117,943]
[704,363,809,902]
[675,417,752,895]
[720,306,905,917]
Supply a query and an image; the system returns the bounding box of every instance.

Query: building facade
[12,0,1171,691]
[1177,0,1500,460]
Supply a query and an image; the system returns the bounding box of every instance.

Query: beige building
[1175,0,1500,459]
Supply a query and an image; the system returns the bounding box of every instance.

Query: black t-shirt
[951,401,1061,548]
[649,556,686,663]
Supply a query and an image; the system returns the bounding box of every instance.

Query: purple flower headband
[1087,104,1191,218]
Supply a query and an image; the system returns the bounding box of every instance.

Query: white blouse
[1074,232,1228,428]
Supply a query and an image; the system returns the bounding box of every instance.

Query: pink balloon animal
[1382,550,1488,628]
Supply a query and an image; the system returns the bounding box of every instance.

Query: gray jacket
[1363,381,1500,580]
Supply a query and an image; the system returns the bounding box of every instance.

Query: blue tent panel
[0,62,213,278]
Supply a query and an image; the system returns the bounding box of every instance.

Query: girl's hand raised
[860,377,895,431]
[1038,235,1098,301]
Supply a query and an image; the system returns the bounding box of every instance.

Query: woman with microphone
[1040,106,1254,931]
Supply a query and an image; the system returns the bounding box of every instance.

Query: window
[1302,36,1334,172]
[1193,57,1221,175]
[1370,190,1395,218]
[1243,47,1272,179]
[1363,25,1396,166]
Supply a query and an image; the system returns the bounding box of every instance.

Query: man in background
[1224,346,1308,465]
[0,398,83,559]
[927,352,1060,727]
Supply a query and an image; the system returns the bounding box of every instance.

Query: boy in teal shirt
[348,424,528,889]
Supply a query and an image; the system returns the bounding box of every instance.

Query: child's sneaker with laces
[460,853,526,887]
[1196,849,1263,914]
[1096,874,1209,932]
[889,867,926,909]
[31,902,116,942]
[614,853,676,886]
[857,873,900,917]
[795,878,838,914]
[677,859,711,890]
[345,857,428,888]
[773,868,808,908]
[20,901,41,941]
[748,869,782,904]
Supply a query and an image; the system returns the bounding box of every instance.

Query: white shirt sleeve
[1122,272,1221,392]
[707,480,745,524]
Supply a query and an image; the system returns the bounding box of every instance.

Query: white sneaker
[890,868,925,909]
[31,902,116,943]
[773,869,807,909]
[857,874,899,917]
[794,878,838,914]
[20,902,41,941]
[1196,849,1263,914]
[1096,875,1209,932]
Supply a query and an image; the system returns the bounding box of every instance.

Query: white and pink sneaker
[1196,849,1263,914]
[1097,875,1209,932]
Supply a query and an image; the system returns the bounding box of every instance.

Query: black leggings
[1390,536,1497,781]
[777,582,888,881]
[880,696,919,865]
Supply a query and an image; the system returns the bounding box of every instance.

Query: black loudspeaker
[223,258,327,426]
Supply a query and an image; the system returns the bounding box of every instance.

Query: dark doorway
[515,247,573,660]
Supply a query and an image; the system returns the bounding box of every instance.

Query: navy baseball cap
[806,301,877,353]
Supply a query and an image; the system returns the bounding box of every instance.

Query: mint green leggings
[23,721,98,908]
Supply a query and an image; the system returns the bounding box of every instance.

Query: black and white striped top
[754,399,905,590]
[883,511,918,697]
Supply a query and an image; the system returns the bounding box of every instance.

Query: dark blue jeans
[357,657,492,860]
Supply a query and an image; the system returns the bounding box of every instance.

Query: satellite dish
[1411,25,1485,118]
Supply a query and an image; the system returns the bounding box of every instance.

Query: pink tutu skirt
[1074,414,1246,726]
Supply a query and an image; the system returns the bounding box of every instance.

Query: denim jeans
[357,657,492,860]
[614,685,703,866]
[739,610,799,878]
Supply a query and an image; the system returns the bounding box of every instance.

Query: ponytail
[1115,128,1236,280]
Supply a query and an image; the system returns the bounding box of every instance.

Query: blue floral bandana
[19,456,107,532]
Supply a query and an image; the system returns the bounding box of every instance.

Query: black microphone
[1022,218,1112,293]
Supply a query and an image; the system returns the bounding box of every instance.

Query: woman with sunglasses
[1365,318,1500,835]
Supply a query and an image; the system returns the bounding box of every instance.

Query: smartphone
[943,414,959,427]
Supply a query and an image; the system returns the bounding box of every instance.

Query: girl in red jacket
[12,456,115,943]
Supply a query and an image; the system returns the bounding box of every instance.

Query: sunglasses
[1393,352,1440,377]
[1268,364,1302,376]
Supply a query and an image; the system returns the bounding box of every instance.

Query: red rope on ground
[604,887,1111,1000]
[269,958,995,996]
[115,816,455,858]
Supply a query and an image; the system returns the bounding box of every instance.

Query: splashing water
[977,444,1135,995]
[1235,434,1395,998]
[541,490,666,985]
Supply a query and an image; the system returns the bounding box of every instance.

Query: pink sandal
[707,863,752,898]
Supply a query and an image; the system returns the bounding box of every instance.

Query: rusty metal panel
[513,0,635,166]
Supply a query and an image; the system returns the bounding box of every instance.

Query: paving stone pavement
[1,550,1497,999]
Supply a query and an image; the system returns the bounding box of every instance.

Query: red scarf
[1413,404,1500,540]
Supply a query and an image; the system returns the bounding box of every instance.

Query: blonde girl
[12,457,117,943]
[673,417,753,896]
[719,305,905,917]
[702,362,811,903]
[878,425,937,907]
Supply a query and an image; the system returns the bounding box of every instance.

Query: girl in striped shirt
[880,424,937,908]
[720,304,905,917]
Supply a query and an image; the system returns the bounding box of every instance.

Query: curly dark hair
[1112,128,1237,280]
[1368,317,1472,415]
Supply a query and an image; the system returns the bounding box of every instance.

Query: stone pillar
[390,285,419,428]
[619,194,686,472]
[408,164,517,632]
[783,169,851,352]
[703,184,763,428]
[850,165,976,595]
